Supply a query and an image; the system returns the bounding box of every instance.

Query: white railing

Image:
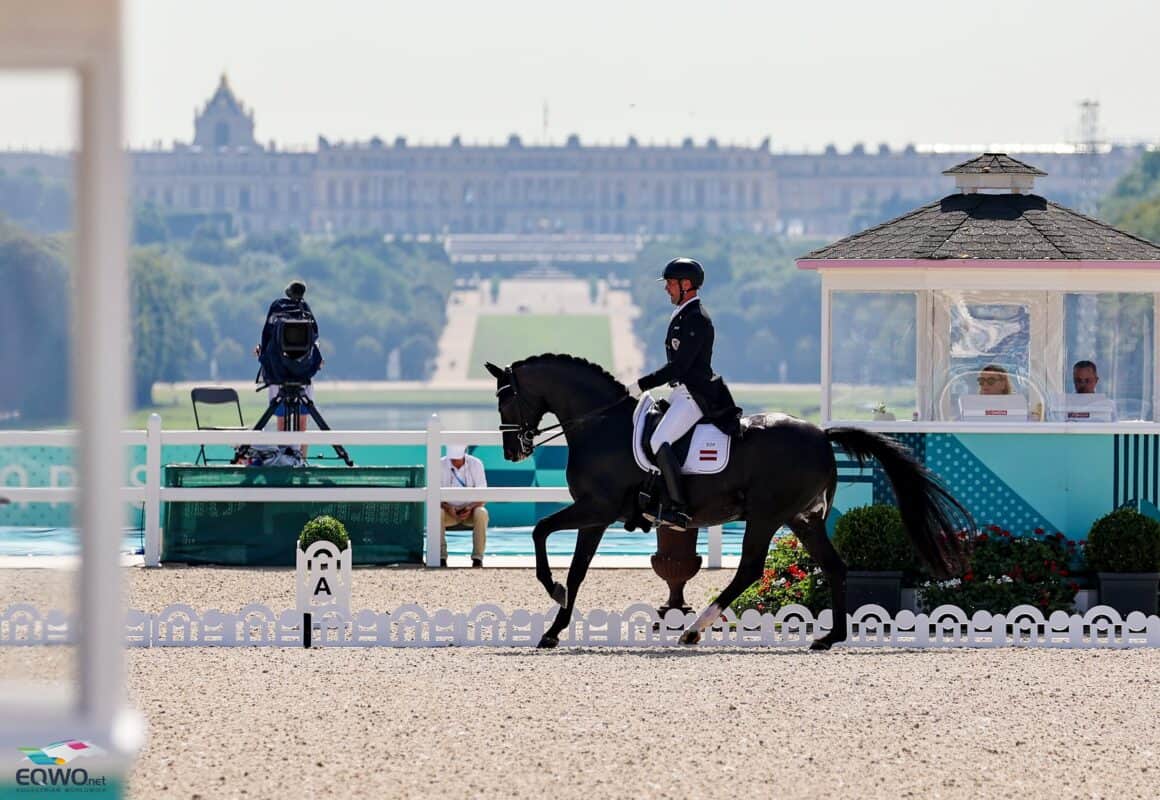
[0,414,725,569]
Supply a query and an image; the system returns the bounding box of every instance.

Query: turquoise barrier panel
[6,433,1154,540]
[831,432,1143,540]
[0,442,547,528]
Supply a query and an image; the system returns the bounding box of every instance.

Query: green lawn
[467,315,614,378]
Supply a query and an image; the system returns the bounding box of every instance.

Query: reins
[496,366,630,453]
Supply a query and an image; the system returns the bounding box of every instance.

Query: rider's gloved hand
[627,380,643,399]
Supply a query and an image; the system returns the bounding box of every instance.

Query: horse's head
[485,361,545,462]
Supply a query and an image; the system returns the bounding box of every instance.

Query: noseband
[496,367,540,456]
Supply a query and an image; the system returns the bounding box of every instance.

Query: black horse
[485,354,971,650]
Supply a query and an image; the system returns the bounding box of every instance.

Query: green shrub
[919,526,1079,615]
[732,534,831,615]
[831,504,916,573]
[298,515,350,552]
[1086,508,1160,573]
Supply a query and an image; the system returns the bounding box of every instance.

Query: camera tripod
[248,382,354,466]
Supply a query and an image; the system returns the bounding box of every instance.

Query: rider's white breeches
[650,385,703,452]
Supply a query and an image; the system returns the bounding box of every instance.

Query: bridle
[496,366,630,455]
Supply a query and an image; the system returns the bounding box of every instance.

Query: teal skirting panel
[831,432,1146,540]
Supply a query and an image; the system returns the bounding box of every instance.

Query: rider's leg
[648,386,702,528]
[654,444,689,527]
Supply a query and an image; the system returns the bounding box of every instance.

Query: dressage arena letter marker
[296,540,352,618]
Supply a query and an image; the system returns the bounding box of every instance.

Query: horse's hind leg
[539,525,606,649]
[788,504,847,651]
[680,515,780,645]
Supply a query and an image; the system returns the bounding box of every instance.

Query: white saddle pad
[631,393,732,476]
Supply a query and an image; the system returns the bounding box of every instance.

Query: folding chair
[191,387,246,465]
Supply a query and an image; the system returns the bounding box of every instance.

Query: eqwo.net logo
[13,740,109,791]
[18,740,104,766]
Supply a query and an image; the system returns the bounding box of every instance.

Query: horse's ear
[484,362,505,380]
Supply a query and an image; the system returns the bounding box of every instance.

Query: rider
[627,257,740,529]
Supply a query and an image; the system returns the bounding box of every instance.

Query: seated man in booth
[1061,360,1117,421]
[439,444,488,568]
[1073,360,1101,394]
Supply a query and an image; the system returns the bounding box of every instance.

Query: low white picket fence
[0,415,727,569]
[1,602,1157,649]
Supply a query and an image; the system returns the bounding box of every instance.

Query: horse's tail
[826,427,973,579]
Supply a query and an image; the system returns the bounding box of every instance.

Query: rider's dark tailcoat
[637,297,741,436]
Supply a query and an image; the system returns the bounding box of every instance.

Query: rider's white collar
[670,295,700,320]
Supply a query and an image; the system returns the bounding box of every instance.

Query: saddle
[624,393,735,533]
[631,393,732,476]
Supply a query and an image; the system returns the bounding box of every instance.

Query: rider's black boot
[655,443,692,530]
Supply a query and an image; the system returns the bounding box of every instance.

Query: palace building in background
[1,76,1148,239]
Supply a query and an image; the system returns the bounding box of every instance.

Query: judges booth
[797,153,1160,538]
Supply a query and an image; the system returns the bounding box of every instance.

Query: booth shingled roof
[800,152,1160,262]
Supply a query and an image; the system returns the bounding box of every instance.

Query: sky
[2,0,1159,152]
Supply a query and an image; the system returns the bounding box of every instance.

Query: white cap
[446,444,467,459]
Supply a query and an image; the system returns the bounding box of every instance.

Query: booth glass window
[830,291,916,420]
[934,293,1046,421]
[1064,293,1154,421]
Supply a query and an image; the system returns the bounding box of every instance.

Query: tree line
[1,204,454,422]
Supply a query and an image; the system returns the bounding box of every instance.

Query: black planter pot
[1096,572,1160,616]
[847,570,904,616]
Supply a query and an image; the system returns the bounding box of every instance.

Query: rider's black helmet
[659,257,704,288]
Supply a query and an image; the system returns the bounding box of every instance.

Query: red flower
[1034,527,1045,535]
[963,572,974,582]
[787,564,807,581]
[977,533,989,543]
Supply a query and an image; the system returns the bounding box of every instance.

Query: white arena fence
[1,603,1158,649]
[0,414,727,569]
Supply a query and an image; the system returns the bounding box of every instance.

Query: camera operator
[254,280,323,455]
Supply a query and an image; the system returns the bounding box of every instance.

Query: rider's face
[664,278,686,305]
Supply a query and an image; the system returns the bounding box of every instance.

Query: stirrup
[656,506,691,531]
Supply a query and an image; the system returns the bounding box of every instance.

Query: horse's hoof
[550,582,568,607]
[679,629,701,646]
[809,631,846,651]
[537,635,559,649]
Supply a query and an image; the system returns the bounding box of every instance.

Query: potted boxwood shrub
[298,514,350,553]
[831,504,915,615]
[1086,508,1160,616]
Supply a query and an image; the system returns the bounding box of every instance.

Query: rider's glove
[627,380,643,399]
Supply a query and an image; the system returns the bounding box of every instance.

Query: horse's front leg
[531,502,611,607]
[539,525,607,649]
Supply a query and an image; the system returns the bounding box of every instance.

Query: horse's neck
[532,366,622,424]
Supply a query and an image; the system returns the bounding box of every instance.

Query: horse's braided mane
[511,353,626,394]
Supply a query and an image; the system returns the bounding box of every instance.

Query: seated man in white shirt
[440,444,488,568]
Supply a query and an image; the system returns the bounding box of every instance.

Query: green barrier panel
[162,465,424,566]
